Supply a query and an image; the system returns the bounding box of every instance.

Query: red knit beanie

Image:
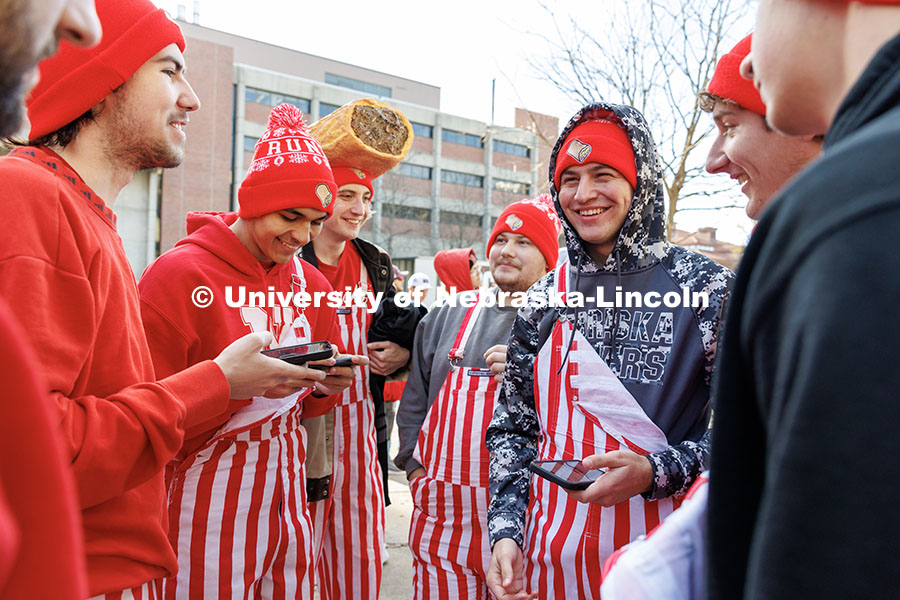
[487,194,561,271]
[434,248,477,292]
[27,0,186,140]
[238,104,337,219]
[708,34,766,116]
[553,118,637,190]
[332,167,374,197]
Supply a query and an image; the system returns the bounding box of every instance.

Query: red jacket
[0,300,86,599]
[139,212,339,458]
[0,147,230,595]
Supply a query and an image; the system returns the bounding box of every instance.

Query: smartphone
[260,341,334,365]
[528,459,605,491]
[307,356,355,371]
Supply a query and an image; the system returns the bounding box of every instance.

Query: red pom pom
[267,103,308,133]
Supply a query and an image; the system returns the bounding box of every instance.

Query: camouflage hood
[549,102,670,273]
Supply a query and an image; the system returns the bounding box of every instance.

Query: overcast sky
[157,0,758,244]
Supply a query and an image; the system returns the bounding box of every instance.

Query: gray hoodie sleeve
[393,311,437,478]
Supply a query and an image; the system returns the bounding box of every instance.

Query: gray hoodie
[485,102,733,547]
[394,288,519,478]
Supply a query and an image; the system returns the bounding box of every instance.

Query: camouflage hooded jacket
[485,102,734,547]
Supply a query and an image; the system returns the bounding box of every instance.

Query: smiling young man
[0,1,99,598]
[485,103,733,600]
[0,1,327,597]
[706,2,900,598]
[700,34,821,220]
[139,103,364,599]
[301,161,418,599]
[395,196,560,600]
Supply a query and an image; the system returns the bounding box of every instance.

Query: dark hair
[5,108,96,148]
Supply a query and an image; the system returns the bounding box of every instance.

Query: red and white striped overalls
[89,581,162,600]
[312,261,385,600]
[524,263,675,599]
[163,259,316,600]
[409,297,499,600]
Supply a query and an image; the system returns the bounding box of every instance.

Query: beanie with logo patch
[553,118,637,190]
[27,0,186,140]
[238,103,337,219]
[331,167,374,197]
[487,194,562,271]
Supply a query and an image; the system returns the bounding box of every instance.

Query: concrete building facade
[114,19,558,276]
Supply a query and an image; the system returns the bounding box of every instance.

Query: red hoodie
[433,247,477,292]
[0,147,230,595]
[139,212,339,458]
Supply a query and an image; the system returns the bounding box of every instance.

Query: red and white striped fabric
[163,259,317,599]
[88,580,162,599]
[524,263,676,599]
[164,401,314,600]
[409,298,499,599]
[315,261,385,600]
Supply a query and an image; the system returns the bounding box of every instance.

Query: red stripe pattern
[315,259,385,600]
[163,402,314,599]
[409,300,499,599]
[524,264,675,599]
[88,576,162,599]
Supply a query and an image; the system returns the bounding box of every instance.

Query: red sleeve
[139,298,235,428]
[0,164,229,509]
[0,302,86,599]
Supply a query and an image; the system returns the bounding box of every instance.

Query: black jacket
[706,32,900,600]
[301,237,420,506]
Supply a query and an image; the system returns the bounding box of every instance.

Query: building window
[243,136,258,152]
[411,122,433,139]
[398,164,432,180]
[383,203,432,221]
[442,129,484,148]
[441,170,483,188]
[493,140,531,158]
[319,103,340,118]
[493,179,530,195]
[441,210,482,228]
[324,73,392,98]
[245,87,310,112]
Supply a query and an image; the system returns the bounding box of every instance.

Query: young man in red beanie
[0,1,328,598]
[700,34,821,220]
[433,247,480,294]
[394,195,560,600]
[140,103,365,600]
[707,2,900,598]
[0,2,99,598]
[595,33,829,599]
[300,162,418,599]
[486,104,733,600]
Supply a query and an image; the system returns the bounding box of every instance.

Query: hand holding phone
[528,459,606,491]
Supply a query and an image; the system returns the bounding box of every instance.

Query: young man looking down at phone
[0,2,319,597]
[140,103,365,599]
[394,196,560,599]
[485,103,733,600]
